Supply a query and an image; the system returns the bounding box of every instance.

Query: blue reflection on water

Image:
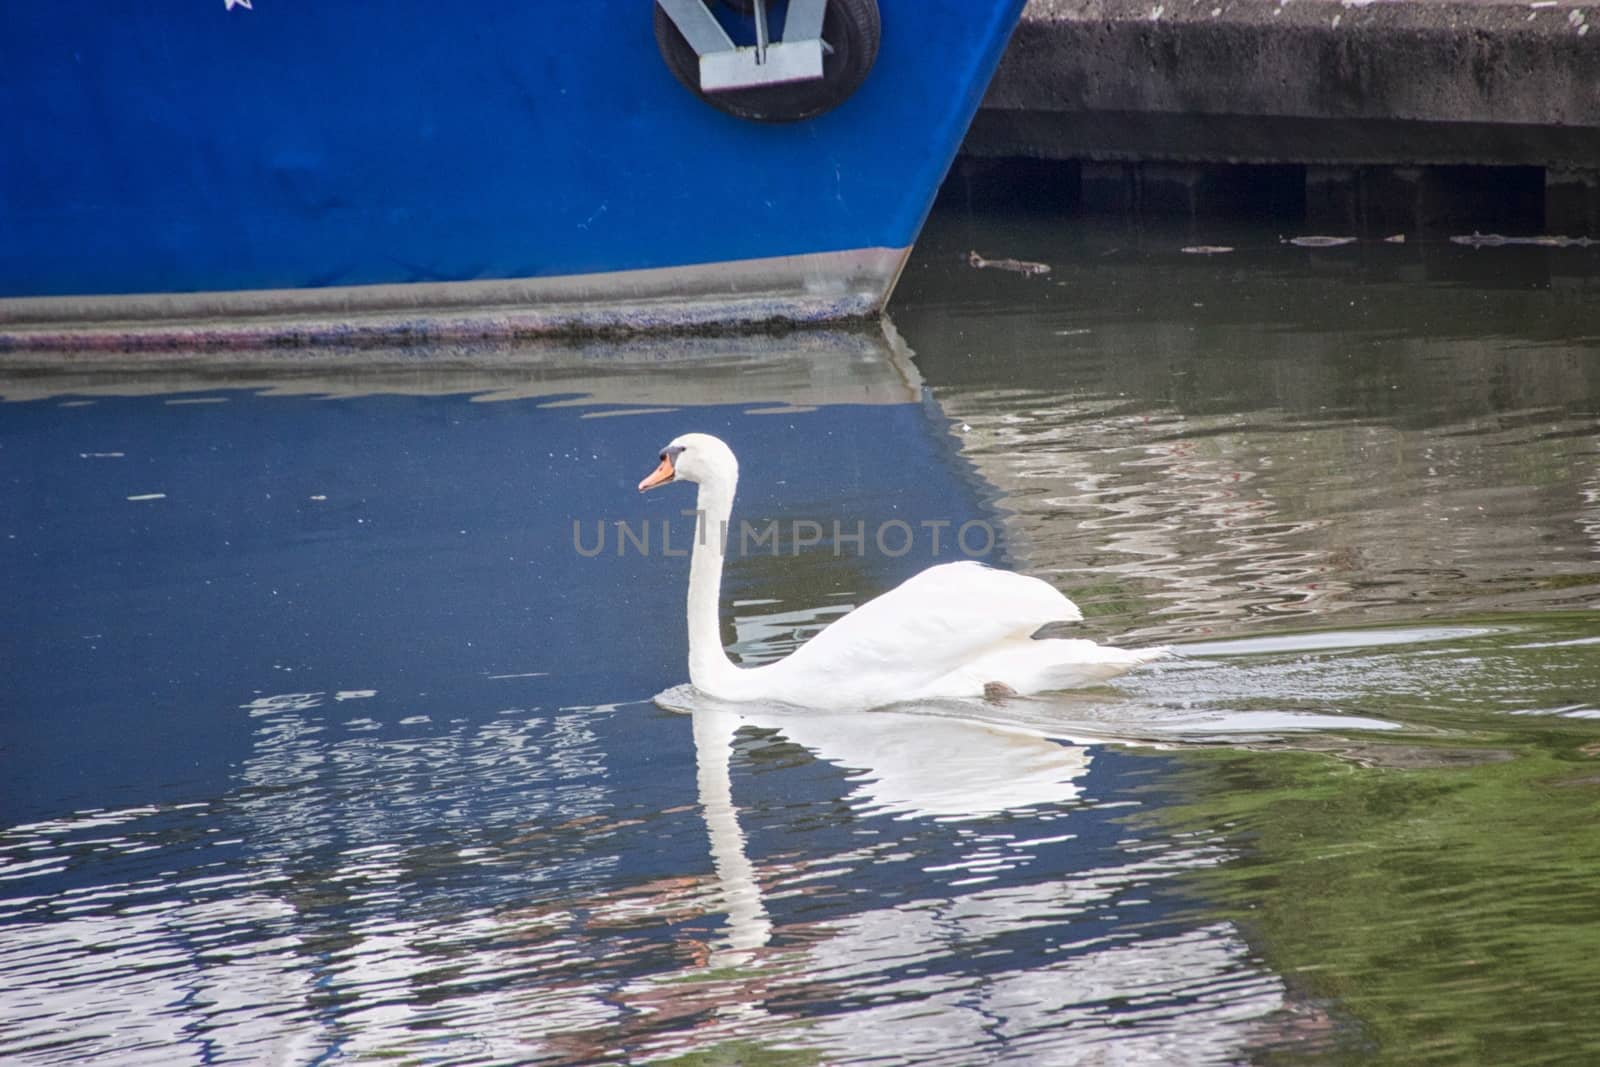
[3,391,988,820]
[1,377,1263,1065]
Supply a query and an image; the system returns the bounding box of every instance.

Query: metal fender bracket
[656,0,827,92]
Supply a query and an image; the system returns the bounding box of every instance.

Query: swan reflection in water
[678,691,1095,963]
[655,688,1291,1063]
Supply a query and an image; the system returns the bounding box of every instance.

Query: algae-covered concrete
[974,0,1600,167]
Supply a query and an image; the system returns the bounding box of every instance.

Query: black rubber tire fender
[653,0,882,124]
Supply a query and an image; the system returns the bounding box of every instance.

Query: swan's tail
[1023,639,1169,692]
[932,639,1169,698]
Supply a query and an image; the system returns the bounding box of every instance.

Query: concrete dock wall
[970,0,1600,231]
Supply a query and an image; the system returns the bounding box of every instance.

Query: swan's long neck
[687,470,741,693]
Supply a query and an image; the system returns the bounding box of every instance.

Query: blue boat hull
[0,1,1025,345]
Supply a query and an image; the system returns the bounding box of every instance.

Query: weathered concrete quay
[969,0,1600,231]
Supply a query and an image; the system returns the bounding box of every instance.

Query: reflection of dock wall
[971,0,1600,233]
[894,228,1600,638]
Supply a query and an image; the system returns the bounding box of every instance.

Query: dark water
[2,216,1599,1065]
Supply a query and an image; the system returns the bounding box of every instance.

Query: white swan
[638,433,1165,710]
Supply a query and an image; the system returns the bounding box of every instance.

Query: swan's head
[637,432,738,493]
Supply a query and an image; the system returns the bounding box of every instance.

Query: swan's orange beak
[638,455,675,492]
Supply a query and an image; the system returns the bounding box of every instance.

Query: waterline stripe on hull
[0,323,926,406]
[0,247,909,351]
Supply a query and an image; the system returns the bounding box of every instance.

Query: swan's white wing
[754,561,1081,708]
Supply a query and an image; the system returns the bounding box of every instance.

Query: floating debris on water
[1451,232,1598,248]
[1181,245,1234,255]
[968,250,1051,275]
[1285,235,1358,248]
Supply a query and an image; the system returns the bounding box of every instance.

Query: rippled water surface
[4,213,1600,1065]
